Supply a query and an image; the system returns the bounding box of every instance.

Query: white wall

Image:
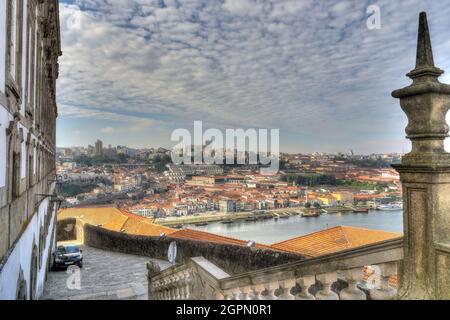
[0,197,56,300]
[20,0,28,116]
[0,0,6,94]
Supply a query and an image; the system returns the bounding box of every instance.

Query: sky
[56,0,450,154]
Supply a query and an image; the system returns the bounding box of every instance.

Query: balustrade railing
[148,238,403,300]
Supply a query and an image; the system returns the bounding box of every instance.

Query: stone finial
[406,12,443,80]
[392,12,450,165]
[147,261,161,276]
[415,12,435,68]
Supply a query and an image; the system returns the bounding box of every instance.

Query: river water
[191,210,403,245]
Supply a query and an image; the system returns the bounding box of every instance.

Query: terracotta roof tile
[169,229,273,250]
[271,226,401,257]
[58,206,176,236]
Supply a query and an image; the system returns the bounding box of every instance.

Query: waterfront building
[0,0,61,299]
[219,199,236,213]
[330,191,354,205]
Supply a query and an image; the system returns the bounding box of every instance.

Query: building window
[26,2,36,118]
[6,0,24,86]
[39,224,45,269]
[12,149,21,199]
[6,121,22,201]
[27,136,34,188]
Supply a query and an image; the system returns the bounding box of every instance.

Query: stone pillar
[339,268,366,300]
[263,281,279,300]
[277,279,296,300]
[315,273,339,300]
[252,284,266,300]
[296,276,316,300]
[370,262,397,300]
[392,12,450,300]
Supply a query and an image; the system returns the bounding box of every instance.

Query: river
[191,210,403,245]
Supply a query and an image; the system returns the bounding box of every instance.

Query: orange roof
[271,226,401,257]
[169,229,273,250]
[58,206,176,237]
[58,206,128,226]
[101,215,129,231]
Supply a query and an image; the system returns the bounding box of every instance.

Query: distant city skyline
[57,141,403,156]
[57,0,450,153]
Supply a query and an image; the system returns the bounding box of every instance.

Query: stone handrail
[148,237,403,300]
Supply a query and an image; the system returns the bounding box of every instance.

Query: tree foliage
[73,154,130,166]
[282,174,337,186]
[153,154,172,173]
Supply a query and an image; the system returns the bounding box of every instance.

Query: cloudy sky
[57,0,450,153]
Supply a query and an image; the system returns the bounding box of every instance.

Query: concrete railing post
[392,12,450,299]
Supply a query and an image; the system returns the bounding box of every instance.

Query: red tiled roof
[169,228,273,250]
[271,226,401,257]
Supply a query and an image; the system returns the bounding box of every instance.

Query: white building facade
[0,0,61,299]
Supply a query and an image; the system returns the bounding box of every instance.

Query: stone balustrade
[148,238,403,300]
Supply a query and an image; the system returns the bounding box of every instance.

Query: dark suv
[53,244,83,269]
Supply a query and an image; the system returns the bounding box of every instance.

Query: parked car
[53,244,83,269]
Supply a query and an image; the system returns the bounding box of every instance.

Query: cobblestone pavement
[42,245,171,300]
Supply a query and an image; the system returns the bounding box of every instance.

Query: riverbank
[155,205,361,227]
[190,209,404,245]
[155,211,273,226]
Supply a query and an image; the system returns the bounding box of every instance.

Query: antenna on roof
[247,240,255,248]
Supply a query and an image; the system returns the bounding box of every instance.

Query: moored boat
[301,212,320,218]
[353,208,369,213]
[195,222,208,227]
[377,203,403,211]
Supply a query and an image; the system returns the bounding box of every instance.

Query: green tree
[152,154,172,173]
[281,174,337,186]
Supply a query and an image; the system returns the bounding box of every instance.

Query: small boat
[221,219,234,224]
[301,212,320,218]
[279,215,290,219]
[174,224,184,229]
[195,222,208,227]
[353,208,369,213]
[377,203,403,211]
[245,217,258,222]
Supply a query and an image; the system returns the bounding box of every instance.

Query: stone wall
[56,218,77,242]
[58,218,304,274]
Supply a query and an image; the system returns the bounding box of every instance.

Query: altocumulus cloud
[57,0,450,153]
